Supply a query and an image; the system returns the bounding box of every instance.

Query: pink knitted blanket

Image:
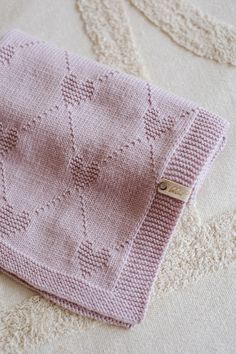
[0,30,228,327]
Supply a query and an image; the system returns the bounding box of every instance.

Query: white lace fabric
[130,0,236,65]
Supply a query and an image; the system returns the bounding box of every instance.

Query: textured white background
[0,1,235,353]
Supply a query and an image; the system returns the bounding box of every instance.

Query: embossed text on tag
[158,178,192,202]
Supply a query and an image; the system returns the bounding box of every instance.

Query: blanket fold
[0,29,229,327]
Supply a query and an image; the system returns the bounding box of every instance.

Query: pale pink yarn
[0,30,229,327]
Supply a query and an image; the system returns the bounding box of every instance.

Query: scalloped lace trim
[130,0,236,65]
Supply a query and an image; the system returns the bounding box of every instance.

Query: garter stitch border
[0,29,229,327]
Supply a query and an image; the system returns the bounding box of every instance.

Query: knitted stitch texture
[0,30,229,327]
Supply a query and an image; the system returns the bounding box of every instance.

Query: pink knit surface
[0,30,229,327]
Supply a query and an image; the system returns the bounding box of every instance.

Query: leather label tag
[158,178,192,202]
